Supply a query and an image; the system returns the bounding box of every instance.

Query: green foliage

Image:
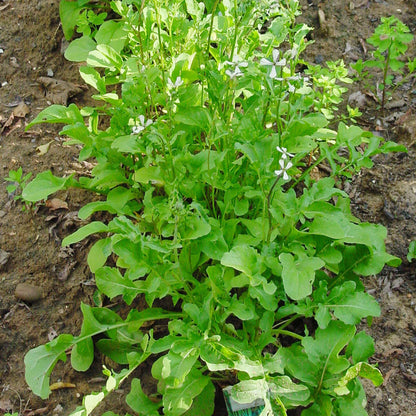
[5,167,32,206]
[407,241,416,262]
[351,16,414,113]
[21,1,405,415]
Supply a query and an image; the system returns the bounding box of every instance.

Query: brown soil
[1,0,415,415]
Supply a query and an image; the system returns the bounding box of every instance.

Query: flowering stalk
[266,147,293,242]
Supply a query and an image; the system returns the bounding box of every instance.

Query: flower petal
[272,49,280,63]
[260,57,272,66]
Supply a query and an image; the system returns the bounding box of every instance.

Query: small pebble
[47,68,54,77]
[15,283,43,303]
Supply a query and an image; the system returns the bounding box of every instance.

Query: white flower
[276,146,294,160]
[224,55,248,69]
[287,82,296,93]
[168,76,183,89]
[222,55,248,79]
[260,49,286,79]
[225,66,244,79]
[274,158,293,181]
[131,115,153,135]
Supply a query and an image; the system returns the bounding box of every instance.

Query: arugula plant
[351,16,415,114]
[22,1,405,415]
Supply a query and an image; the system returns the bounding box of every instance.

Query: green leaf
[163,369,210,416]
[111,135,142,154]
[301,397,332,416]
[71,304,125,371]
[22,171,73,202]
[345,332,375,364]
[71,337,94,372]
[96,339,136,364]
[269,375,310,406]
[407,241,416,262]
[59,0,82,40]
[182,381,215,416]
[234,198,249,216]
[95,266,140,305]
[24,334,74,399]
[133,166,164,185]
[179,215,211,240]
[280,253,324,300]
[79,66,106,93]
[229,378,269,405]
[185,0,204,19]
[174,106,212,130]
[62,221,108,246]
[162,347,200,383]
[79,187,136,219]
[332,291,380,324]
[221,245,260,278]
[302,321,355,375]
[27,305,179,398]
[95,20,127,53]
[227,295,258,320]
[278,345,320,386]
[87,44,123,70]
[336,362,383,393]
[64,36,97,62]
[200,340,263,378]
[126,379,160,416]
[87,238,112,272]
[26,103,84,128]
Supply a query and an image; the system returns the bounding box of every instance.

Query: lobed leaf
[24,334,74,399]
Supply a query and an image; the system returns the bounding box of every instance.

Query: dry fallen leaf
[46,198,69,211]
[12,101,29,118]
[36,140,54,155]
[37,76,85,105]
[0,113,14,133]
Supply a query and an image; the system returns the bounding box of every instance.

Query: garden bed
[0,1,415,415]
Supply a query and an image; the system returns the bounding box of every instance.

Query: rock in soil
[14,283,43,303]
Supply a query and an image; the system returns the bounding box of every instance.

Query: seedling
[5,167,32,208]
[352,16,414,114]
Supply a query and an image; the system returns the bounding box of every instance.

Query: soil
[0,0,415,415]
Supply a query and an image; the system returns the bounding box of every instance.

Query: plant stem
[272,328,303,341]
[381,45,391,115]
[289,154,326,190]
[266,176,279,243]
[274,394,288,416]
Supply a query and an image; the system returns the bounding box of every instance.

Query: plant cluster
[351,15,415,114]
[20,1,406,415]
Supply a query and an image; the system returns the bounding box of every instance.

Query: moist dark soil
[1,1,415,415]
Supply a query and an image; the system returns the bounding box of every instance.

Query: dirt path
[1,1,415,415]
